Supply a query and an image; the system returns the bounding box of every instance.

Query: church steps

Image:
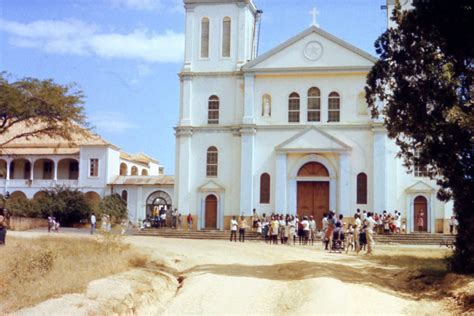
[133,229,455,245]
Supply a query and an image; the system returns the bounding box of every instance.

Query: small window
[131,166,138,176]
[260,173,270,204]
[288,92,300,123]
[201,18,210,58]
[328,92,340,122]
[89,159,99,177]
[356,173,367,204]
[414,149,428,177]
[307,87,321,122]
[222,17,231,57]
[208,95,220,124]
[206,146,218,177]
[121,190,128,202]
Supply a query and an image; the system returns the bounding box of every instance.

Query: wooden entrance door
[297,181,329,230]
[205,194,218,229]
[414,195,428,232]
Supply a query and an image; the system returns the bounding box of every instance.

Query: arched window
[120,163,128,176]
[328,92,340,122]
[208,95,219,124]
[356,173,367,204]
[201,18,210,58]
[131,166,138,176]
[260,173,270,204]
[288,92,300,123]
[141,169,148,176]
[206,146,218,177]
[222,17,231,57]
[307,87,321,122]
[121,190,128,203]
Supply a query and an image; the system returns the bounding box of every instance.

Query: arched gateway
[296,162,330,230]
[146,191,172,217]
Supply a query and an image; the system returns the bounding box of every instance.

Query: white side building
[174,0,452,232]
[0,124,173,222]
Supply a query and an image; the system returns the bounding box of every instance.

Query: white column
[288,179,297,215]
[180,75,192,126]
[373,128,386,212]
[429,193,435,233]
[242,74,255,125]
[29,159,34,181]
[329,178,337,211]
[240,127,255,216]
[406,194,413,233]
[199,196,204,230]
[275,153,288,213]
[236,3,247,66]
[183,6,194,71]
[338,152,351,215]
[219,192,225,230]
[176,128,192,216]
[53,159,58,181]
[6,160,10,180]
[136,186,144,220]
[321,91,328,123]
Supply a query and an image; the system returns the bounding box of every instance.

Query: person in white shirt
[90,213,96,235]
[365,212,376,254]
[309,216,316,246]
[230,216,238,242]
[301,216,310,245]
[354,214,361,251]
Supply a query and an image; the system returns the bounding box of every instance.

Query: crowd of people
[230,208,441,254]
[140,208,190,230]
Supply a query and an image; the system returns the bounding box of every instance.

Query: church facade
[174,0,453,233]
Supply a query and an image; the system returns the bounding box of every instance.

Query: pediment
[243,26,376,72]
[198,180,225,192]
[405,181,435,193]
[275,127,351,153]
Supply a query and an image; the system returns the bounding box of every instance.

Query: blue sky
[0,0,387,174]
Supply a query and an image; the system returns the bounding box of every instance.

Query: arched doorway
[205,194,218,229]
[146,191,172,218]
[414,195,428,232]
[297,162,330,230]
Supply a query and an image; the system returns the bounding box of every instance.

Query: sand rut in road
[129,238,452,315]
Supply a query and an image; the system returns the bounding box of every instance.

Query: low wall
[9,216,48,231]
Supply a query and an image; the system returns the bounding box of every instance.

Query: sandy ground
[125,236,451,316]
[9,231,455,315]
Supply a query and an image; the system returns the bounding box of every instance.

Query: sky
[0,0,388,174]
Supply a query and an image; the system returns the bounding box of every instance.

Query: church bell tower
[182,0,258,72]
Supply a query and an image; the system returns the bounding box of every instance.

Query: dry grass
[0,234,149,313]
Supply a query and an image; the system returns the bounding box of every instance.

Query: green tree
[0,72,87,147]
[366,1,473,273]
[98,194,128,222]
[8,196,38,218]
[32,187,92,226]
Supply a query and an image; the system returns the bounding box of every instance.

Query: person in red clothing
[186,213,193,231]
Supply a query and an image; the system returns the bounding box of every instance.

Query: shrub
[98,194,128,222]
[8,196,40,218]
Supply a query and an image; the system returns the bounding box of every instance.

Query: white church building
[174,0,453,233]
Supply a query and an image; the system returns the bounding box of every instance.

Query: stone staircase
[134,229,456,245]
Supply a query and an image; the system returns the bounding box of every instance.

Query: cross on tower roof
[309,6,320,28]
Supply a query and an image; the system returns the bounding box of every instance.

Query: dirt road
[125,237,451,315]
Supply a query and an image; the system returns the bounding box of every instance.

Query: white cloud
[108,0,183,12]
[90,112,138,134]
[0,18,184,63]
[137,64,152,77]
